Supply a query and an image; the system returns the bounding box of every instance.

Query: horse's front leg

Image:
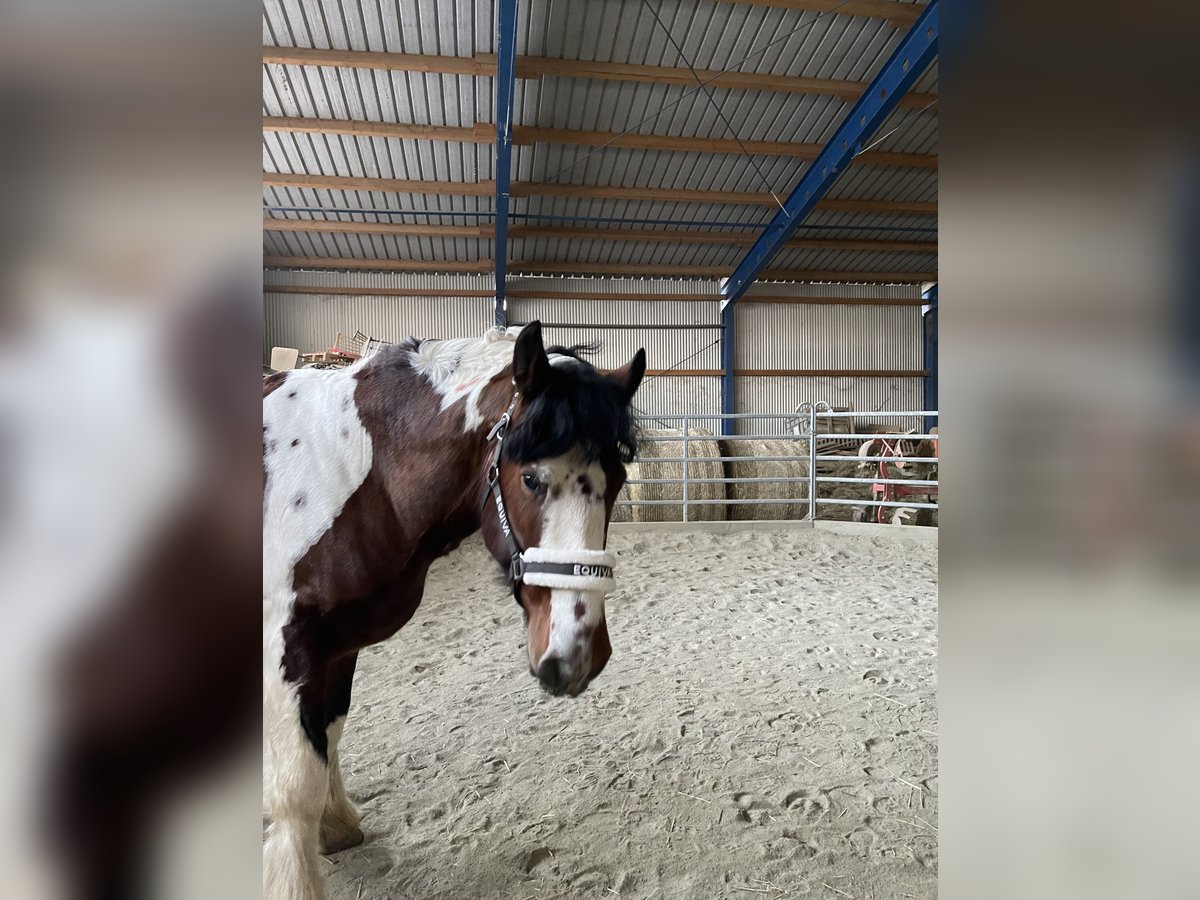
[320,652,364,854]
[264,664,330,900]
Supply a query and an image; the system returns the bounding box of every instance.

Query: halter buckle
[486,412,510,443]
[509,552,525,582]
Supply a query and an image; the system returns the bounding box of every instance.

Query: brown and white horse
[262,322,645,900]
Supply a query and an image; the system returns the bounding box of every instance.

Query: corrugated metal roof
[263,0,493,55]
[263,0,936,279]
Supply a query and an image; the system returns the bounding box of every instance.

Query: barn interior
[262,0,939,896]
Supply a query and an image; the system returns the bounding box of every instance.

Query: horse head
[479,323,645,697]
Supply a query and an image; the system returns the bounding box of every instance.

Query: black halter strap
[481,390,526,600]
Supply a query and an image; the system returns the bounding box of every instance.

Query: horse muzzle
[534,657,580,697]
[533,653,607,697]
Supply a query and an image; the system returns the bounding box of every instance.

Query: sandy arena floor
[322,527,938,900]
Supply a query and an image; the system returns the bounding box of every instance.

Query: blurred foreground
[941,2,1200,898]
[0,4,262,898]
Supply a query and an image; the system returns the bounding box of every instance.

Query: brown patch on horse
[286,360,468,636]
[589,617,612,679]
[263,371,288,397]
[522,585,553,667]
[280,352,512,751]
[573,600,586,621]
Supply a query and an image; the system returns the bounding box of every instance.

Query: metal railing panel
[620,409,938,525]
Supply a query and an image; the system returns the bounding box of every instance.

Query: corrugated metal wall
[265,292,494,354]
[263,272,927,423]
[737,377,924,434]
[508,297,719,373]
[737,304,922,370]
[730,282,925,431]
[264,271,495,355]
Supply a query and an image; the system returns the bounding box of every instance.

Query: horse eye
[521,472,541,492]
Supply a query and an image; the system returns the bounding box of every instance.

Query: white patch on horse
[263,366,372,900]
[263,367,373,643]
[408,327,519,432]
[262,670,327,900]
[535,454,608,665]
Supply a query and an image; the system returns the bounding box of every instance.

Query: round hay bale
[718,438,810,521]
[614,428,725,522]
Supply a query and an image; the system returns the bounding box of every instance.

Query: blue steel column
[720,302,735,436]
[493,0,519,327]
[721,0,938,311]
[923,283,938,432]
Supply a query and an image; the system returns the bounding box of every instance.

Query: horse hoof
[320,821,364,854]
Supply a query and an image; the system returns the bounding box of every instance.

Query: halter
[482,388,617,603]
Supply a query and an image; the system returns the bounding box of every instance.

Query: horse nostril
[536,658,571,696]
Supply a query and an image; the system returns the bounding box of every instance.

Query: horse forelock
[504,362,637,468]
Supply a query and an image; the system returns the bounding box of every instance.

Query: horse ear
[608,348,646,402]
[512,321,550,397]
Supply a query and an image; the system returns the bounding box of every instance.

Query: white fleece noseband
[519,547,616,593]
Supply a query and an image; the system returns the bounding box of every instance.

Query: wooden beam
[740,294,925,306]
[575,367,925,377]
[610,369,928,378]
[712,0,922,25]
[264,217,486,238]
[262,285,924,305]
[509,261,935,281]
[265,216,935,253]
[508,225,936,253]
[262,47,490,76]
[264,256,493,273]
[262,172,937,214]
[263,172,494,197]
[516,57,935,109]
[509,290,925,305]
[264,117,936,168]
[507,290,712,302]
[264,117,492,143]
[264,284,494,297]
[511,182,939,211]
[263,46,935,110]
[547,294,921,307]
[264,255,935,282]
[736,368,929,377]
[512,126,935,167]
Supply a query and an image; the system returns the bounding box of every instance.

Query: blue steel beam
[492,0,519,327]
[720,0,938,310]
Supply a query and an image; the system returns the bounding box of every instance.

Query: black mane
[504,354,637,466]
[544,342,601,361]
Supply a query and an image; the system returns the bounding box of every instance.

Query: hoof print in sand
[523,846,556,874]
[863,735,895,753]
[847,826,879,857]
[783,788,831,824]
[861,668,903,685]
